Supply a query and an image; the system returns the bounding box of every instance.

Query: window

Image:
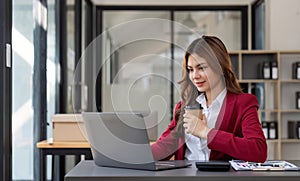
[89,6,248,138]
[12,0,56,180]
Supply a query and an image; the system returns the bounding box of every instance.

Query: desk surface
[36,140,92,181]
[36,140,90,148]
[65,160,300,181]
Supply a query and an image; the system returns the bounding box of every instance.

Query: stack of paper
[229,160,299,171]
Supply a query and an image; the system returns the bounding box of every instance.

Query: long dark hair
[174,35,242,136]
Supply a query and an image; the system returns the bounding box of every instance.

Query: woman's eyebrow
[187,63,207,68]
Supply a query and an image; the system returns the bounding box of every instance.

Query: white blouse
[184,88,227,160]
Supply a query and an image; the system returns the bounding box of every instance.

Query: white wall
[266,0,300,50]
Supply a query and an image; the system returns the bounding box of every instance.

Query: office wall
[266,0,300,50]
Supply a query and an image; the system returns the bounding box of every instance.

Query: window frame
[0,0,12,180]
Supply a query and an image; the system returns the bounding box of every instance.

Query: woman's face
[187,53,223,93]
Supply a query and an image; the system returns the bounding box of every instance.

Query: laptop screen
[82,112,156,167]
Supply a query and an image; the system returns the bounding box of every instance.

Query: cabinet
[229,50,300,160]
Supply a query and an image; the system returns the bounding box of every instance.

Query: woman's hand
[183,113,211,139]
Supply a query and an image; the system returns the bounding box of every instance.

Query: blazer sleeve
[207,94,268,163]
[151,102,181,161]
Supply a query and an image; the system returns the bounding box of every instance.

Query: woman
[151,35,267,162]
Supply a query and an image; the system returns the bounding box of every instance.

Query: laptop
[82,112,191,171]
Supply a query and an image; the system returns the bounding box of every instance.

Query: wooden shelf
[239,79,278,83]
[280,80,300,83]
[280,109,300,113]
[260,109,280,112]
[266,139,279,143]
[281,139,300,143]
[230,50,300,160]
[239,50,278,54]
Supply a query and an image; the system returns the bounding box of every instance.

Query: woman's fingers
[183,115,198,134]
[183,114,210,138]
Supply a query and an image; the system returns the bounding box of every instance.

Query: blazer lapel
[214,92,237,131]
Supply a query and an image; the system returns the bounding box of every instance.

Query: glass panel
[47,0,56,142]
[12,0,57,179]
[47,0,56,179]
[81,0,88,111]
[12,1,34,180]
[101,11,171,136]
[100,10,243,137]
[66,0,75,113]
[254,2,265,49]
[174,11,242,51]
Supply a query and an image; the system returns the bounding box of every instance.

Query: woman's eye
[199,66,208,71]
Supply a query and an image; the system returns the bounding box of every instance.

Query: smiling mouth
[195,81,205,87]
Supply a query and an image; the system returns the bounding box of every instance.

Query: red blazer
[151,92,267,163]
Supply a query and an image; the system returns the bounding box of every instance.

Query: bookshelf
[229,50,300,160]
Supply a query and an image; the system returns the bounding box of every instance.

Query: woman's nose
[192,70,201,79]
